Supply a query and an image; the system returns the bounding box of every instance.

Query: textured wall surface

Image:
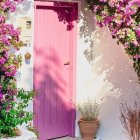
[9,0,34,112]
[11,0,140,139]
[76,0,140,140]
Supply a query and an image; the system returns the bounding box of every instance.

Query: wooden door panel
[34,2,77,140]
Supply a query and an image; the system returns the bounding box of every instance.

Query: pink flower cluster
[0,0,23,105]
[0,15,5,23]
[0,24,21,46]
[87,0,140,77]
[1,0,23,12]
[2,65,17,77]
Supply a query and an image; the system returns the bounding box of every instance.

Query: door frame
[33,0,80,138]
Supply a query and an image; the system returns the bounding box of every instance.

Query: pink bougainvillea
[1,0,22,12]
[0,0,33,137]
[0,0,23,105]
[86,0,140,78]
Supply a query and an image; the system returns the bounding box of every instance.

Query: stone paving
[28,137,81,140]
[29,136,102,140]
[54,137,81,140]
[54,137,101,140]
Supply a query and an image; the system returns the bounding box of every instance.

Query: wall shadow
[77,0,140,139]
[91,27,140,139]
[36,2,78,31]
[78,0,97,64]
[53,2,78,31]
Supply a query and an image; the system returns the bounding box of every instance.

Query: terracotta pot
[13,128,22,136]
[78,119,99,140]
[24,52,31,60]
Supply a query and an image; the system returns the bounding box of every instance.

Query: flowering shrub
[0,0,33,137]
[86,0,140,78]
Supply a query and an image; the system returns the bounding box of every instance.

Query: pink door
[34,1,78,140]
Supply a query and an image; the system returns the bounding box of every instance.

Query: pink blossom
[0,57,6,66]
[132,40,138,46]
[108,0,118,7]
[0,86,2,91]
[96,21,104,27]
[133,54,140,59]
[1,0,23,12]
[6,105,11,112]
[0,35,10,45]
[0,92,3,99]
[99,0,107,2]
[0,15,5,23]
[135,28,140,38]
[10,5,16,12]
[103,16,114,25]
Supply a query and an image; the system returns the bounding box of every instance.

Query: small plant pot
[13,128,22,136]
[78,119,99,140]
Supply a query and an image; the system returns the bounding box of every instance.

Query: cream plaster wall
[10,0,140,139]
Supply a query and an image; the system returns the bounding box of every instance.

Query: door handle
[64,61,70,65]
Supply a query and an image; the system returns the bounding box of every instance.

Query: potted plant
[77,99,100,140]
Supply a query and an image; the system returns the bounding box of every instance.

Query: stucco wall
[9,0,34,112]
[76,0,140,140]
[11,0,140,139]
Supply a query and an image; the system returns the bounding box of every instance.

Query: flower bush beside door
[86,0,140,79]
[0,0,33,138]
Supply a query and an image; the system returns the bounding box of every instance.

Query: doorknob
[64,61,70,65]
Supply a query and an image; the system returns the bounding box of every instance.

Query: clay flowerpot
[78,119,99,140]
[13,128,22,136]
[24,52,31,60]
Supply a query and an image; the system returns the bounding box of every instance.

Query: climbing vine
[0,0,33,137]
[86,0,140,79]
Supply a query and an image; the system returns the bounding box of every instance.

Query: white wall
[76,0,140,140]
[9,0,34,112]
[11,0,140,139]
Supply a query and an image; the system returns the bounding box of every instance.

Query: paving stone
[54,137,81,140]
[54,137,101,140]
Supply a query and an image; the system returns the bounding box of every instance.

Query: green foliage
[0,89,33,138]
